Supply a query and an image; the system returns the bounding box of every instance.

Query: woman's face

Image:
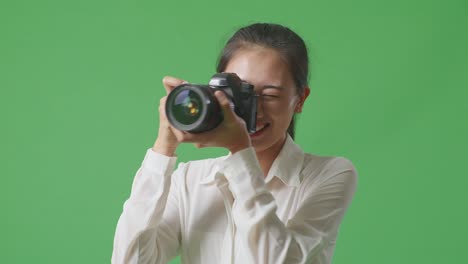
[224,47,307,155]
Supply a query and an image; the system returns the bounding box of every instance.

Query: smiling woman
[223,47,304,157]
[111,23,358,264]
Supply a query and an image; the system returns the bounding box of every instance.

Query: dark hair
[216,23,309,140]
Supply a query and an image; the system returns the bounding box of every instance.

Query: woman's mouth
[250,123,270,138]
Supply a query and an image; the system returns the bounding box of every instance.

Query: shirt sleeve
[111,148,183,264]
[218,147,358,264]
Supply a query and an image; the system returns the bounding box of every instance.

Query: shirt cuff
[218,147,267,201]
[142,148,178,173]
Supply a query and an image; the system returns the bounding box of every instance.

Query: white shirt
[112,135,358,264]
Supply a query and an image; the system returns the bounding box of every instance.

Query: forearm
[220,148,356,263]
[112,149,178,264]
[231,190,325,263]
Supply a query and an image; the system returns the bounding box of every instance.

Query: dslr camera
[165,73,257,133]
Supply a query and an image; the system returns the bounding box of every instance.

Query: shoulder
[301,152,358,187]
[295,152,358,206]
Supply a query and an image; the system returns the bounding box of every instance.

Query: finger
[158,96,169,119]
[162,76,187,94]
[159,96,167,109]
[214,91,237,123]
[174,129,213,145]
[171,127,188,142]
[171,128,201,143]
[194,143,206,149]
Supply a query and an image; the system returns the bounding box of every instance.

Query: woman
[112,23,357,264]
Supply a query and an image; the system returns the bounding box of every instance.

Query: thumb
[214,91,237,122]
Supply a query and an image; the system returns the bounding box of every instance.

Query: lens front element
[166,84,223,133]
[172,89,203,125]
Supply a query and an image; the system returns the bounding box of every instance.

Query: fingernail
[182,81,189,84]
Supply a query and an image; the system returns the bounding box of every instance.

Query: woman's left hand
[170,91,252,154]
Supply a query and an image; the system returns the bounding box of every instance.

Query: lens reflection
[172,89,203,125]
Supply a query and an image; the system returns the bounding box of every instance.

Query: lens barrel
[166,84,222,133]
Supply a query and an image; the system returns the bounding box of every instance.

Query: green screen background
[2,0,467,263]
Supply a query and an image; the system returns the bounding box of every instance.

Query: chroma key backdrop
[2,0,467,263]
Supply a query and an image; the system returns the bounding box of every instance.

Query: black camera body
[166,73,257,133]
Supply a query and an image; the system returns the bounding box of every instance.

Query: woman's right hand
[152,76,187,156]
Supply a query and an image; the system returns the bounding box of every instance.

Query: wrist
[228,140,251,154]
[152,138,178,157]
[227,129,251,154]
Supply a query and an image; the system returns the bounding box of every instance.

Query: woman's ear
[295,87,310,113]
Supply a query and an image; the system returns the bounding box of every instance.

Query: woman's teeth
[255,124,267,132]
[255,123,270,132]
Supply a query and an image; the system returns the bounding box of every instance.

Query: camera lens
[165,73,257,133]
[172,89,203,125]
[166,84,222,133]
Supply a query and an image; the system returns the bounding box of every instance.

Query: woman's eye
[261,94,279,98]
